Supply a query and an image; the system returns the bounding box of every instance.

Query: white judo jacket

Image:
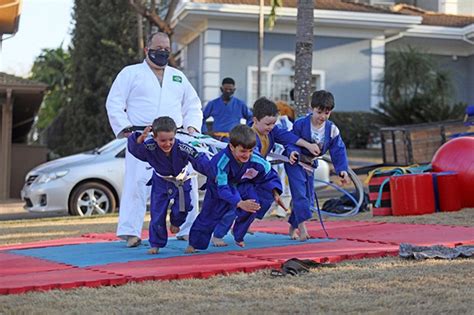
[106,61,202,136]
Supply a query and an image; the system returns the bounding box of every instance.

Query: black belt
[132,125,148,131]
[130,125,184,132]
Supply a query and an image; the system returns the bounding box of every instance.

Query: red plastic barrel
[433,172,462,212]
[390,173,435,216]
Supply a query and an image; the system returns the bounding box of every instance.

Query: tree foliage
[46,0,140,156]
[374,46,466,126]
[30,47,71,131]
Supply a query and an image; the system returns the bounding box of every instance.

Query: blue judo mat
[10,232,334,267]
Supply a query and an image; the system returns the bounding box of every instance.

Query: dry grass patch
[0,206,473,313]
[0,258,472,314]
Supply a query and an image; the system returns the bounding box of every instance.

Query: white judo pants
[116,148,199,238]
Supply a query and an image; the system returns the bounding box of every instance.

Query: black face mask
[148,49,170,67]
[221,89,234,101]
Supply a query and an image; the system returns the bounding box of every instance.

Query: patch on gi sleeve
[145,142,156,150]
[172,75,182,83]
[178,142,198,158]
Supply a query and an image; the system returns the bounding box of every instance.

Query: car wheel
[69,182,117,216]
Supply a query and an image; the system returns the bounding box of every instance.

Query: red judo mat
[1,221,473,295]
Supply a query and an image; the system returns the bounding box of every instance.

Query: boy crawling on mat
[284,90,349,241]
[128,116,208,254]
[185,124,282,253]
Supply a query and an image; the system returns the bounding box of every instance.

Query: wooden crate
[380,120,472,165]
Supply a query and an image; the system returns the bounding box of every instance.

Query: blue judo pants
[284,162,314,228]
[189,183,261,250]
[148,180,192,248]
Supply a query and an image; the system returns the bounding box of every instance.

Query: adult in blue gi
[185,125,281,253]
[202,77,252,140]
[211,97,321,246]
[128,117,208,254]
[285,90,349,241]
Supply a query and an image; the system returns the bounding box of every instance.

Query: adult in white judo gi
[106,32,203,247]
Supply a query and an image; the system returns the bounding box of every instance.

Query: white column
[202,29,221,105]
[370,37,385,108]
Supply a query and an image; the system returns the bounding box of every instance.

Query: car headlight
[37,170,69,184]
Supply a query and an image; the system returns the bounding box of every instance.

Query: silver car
[21,139,126,216]
[21,137,331,216]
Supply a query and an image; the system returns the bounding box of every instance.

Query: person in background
[202,77,252,141]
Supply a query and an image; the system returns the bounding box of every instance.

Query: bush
[330,111,381,149]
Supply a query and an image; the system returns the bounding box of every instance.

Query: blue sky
[0,0,73,77]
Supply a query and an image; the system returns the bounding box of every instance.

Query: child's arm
[136,126,152,144]
[295,139,321,156]
[177,141,210,176]
[236,199,260,213]
[273,125,320,161]
[214,159,244,208]
[327,126,349,184]
[127,130,151,162]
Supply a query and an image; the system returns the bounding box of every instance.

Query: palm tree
[374,46,465,125]
[293,0,314,117]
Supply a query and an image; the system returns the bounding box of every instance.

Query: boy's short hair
[311,90,335,111]
[152,116,177,134]
[222,77,235,86]
[229,124,256,149]
[252,97,279,120]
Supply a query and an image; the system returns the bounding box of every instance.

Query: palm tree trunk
[294,0,314,117]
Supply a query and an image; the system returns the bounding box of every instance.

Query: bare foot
[185,245,196,253]
[289,226,298,240]
[298,222,310,241]
[148,247,159,255]
[176,235,188,241]
[211,236,228,247]
[235,241,245,247]
[170,225,180,234]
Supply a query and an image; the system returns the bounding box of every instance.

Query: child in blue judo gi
[185,124,282,253]
[211,97,322,247]
[128,116,208,254]
[285,90,349,241]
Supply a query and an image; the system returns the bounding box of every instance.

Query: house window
[247,55,325,108]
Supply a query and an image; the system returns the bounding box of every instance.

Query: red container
[390,173,435,216]
[368,171,396,216]
[433,172,462,212]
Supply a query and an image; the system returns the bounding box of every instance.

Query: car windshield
[89,139,126,154]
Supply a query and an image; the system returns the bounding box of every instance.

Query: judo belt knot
[155,169,194,212]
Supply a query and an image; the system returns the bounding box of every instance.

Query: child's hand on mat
[237,199,260,213]
[289,151,299,164]
[137,126,152,144]
[273,192,289,213]
[339,171,349,185]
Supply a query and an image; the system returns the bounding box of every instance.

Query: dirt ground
[1,208,473,314]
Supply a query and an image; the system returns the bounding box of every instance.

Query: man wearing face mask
[202,77,252,141]
[106,32,203,247]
